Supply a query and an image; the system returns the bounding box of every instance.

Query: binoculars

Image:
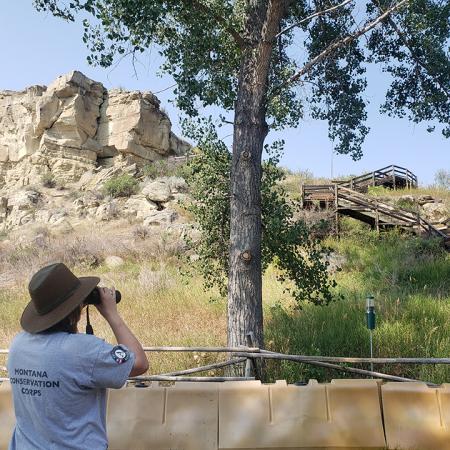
[84,287,122,305]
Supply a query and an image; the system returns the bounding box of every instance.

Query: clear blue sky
[1,1,448,185]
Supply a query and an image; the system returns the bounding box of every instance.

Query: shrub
[396,198,418,213]
[103,174,138,198]
[143,159,192,180]
[133,225,149,240]
[143,161,170,178]
[41,172,56,188]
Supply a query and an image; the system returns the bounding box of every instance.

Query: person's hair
[42,305,83,334]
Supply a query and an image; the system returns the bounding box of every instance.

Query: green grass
[265,226,450,384]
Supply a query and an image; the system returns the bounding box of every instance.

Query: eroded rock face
[0,71,188,191]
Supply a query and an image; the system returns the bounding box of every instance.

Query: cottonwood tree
[183,119,335,308]
[35,0,449,349]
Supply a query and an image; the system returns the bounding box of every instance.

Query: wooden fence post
[375,202,380,233]
[245,332,261,380]
[334,184,340,238]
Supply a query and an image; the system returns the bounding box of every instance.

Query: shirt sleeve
[89,341,136,389]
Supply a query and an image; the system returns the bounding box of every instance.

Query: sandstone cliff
[0,71,189,190]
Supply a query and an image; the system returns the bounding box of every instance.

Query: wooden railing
[2,343,450,385]
[333,165,418,191]
[337,186,447,239]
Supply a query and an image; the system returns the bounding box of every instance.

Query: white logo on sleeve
[110,346,130,364]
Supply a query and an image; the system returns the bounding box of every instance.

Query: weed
[142,160,191,180]
[133,225,149,240]
[103,174,139,198]
[41,173,56,188]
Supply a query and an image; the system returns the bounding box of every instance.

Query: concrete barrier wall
[382,382,450,450]
[2,379,450,449]
[107,382,220,450]
[219,379,385,449]
[0,382,14,449]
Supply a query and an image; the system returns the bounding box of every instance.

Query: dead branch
[279,0,410,89]
[276,0,353,38]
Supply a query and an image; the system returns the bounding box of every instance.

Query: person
[7,262,149,450]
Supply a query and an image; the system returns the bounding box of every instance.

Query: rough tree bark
[227,0,288,352]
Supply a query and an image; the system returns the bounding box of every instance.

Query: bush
[396,197,418,213]
[143,161,171,178]
[103,174,138,198]
[133,225,149,240]
[41,172,56,188]
[143,159,192,180]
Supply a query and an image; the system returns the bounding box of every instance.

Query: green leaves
[368,0,450,137]
[183,119,335,306]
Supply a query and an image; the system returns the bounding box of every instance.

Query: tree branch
[276,0,353,38]
[386,16,450,101]
[280,0,410,88]
[186,0,246,48]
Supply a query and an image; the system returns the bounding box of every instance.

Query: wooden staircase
[301,166,449,246]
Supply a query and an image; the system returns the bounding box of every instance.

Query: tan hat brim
[20,276,100,333]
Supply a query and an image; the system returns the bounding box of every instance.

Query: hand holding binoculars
[84,287,122,305]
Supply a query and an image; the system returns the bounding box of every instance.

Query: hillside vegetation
[0,169,449,384]
[266,223,450,384]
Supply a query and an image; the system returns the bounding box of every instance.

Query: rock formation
[0,71,189,190]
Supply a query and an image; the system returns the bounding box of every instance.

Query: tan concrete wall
[0,382,14,450]
[382,382,450,450]
[1,379,450,449]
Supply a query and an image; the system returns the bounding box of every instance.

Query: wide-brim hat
[21,263,100,333]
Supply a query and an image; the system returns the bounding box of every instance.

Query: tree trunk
[227,0,287,354]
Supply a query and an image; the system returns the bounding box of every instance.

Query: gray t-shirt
[7,331,135,450]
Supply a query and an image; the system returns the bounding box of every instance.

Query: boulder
[167,176,188,193]
[143,209,178,226]
[95,202,119,221]
[418,195,435,205]
[422,203,448,224]
[48,209,68,224]
[124,195,158,219]
[142,179,172,203]
[7,190,41,210]
[5,209,35,228]
[105,255,125,268]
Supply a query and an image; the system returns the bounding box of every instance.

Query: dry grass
[367,186,450,210]
[0,222,292,377]
[0,219,186,290]
[279,168,332,200]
